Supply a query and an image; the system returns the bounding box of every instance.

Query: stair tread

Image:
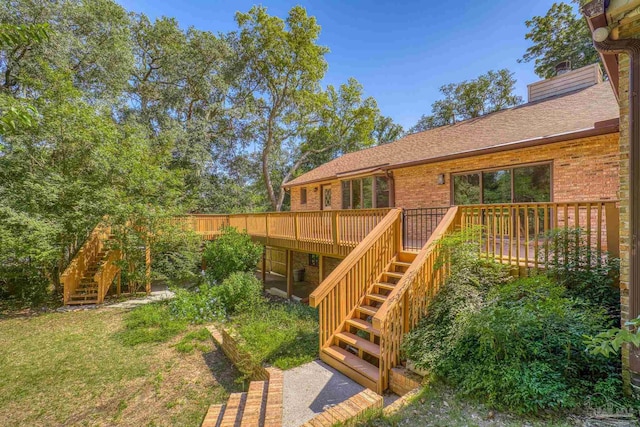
[71,293,98,298]
[323,346,380,382]
[392,261,412,267]
[336,332,380,357]
[240,381,266,426]
[367,293,387,303]
[346,318,380,336]
[358,305,379,316]
[375,282,396,291]
[220,392,246,427]
[384,271,404,279]
[66,300,98,305]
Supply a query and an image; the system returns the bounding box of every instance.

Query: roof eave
[282,120,619,189]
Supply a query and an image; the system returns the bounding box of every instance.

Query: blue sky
[118,0,565,130]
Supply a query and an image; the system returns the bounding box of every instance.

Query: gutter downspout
[594,38,640,372]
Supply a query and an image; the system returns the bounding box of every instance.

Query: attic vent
[527,63,603,103]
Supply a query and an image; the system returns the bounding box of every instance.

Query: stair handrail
[309,208,402,349]
[372,206,459,390]
[309,208,402,307]
[60,222,109,304]
[94,247,123,304]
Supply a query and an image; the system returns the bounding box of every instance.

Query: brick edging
[301,388,383,426]
[206,325,270,381]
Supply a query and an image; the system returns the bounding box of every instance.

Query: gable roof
[284,82,619,188]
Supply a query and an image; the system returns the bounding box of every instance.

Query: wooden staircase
[61,224,122,305]
[310,207,460,394]
[202,369,283,427]
[320,254,415,392]
[67,246,111,305]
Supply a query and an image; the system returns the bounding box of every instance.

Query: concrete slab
[283,360,365,427]
[104,289,175,309]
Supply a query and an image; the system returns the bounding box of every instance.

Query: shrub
[403,229,620,414]
[151,226,202,286]
[218,272,264,315]
[117,303,187,346]
[202,227,263,284]
[541,227,620,322]
[168,284,225,324]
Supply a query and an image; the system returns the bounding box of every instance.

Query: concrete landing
[283,360,398,427]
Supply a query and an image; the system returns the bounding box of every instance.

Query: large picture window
[341,176,391,209]
[452,163,551,205]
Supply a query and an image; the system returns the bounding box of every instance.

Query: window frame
[308,253,319,267]
[300,187,307,205]
[341,175,391,209]
[450,161,553,205]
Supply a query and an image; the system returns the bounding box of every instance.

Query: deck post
[262,246,267,288]
[332,212,339,254]
[145,241,151,296]
[605,202,620,257]
[286,249,293,298]
[319,254,325,282]
[117,271,121,297]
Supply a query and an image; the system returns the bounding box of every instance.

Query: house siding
[288,133,619,211]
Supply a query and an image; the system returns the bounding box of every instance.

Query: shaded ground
[283,360,398,427]
[0,308,242,426]
[356,384,639,427]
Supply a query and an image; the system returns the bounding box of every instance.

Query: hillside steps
[201,369,283,427]
[320,254,414,393]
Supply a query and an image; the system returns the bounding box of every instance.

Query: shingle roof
[285,82,619,188]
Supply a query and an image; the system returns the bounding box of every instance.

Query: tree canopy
[519,1,600,79]
[409,69,522,133]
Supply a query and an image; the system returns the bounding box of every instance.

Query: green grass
[0,306,242,426]
[174,328,212,353]
[116,302,187,346]
[226,301,318,370]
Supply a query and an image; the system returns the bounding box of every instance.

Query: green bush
[168,284,225,323]
[218,272,264,315]
[117,303,187,346]
[542,228,620,322]
[403,229,620,414]
[202,226,263,284]
[151,226,202,286]
[438,276,615,413]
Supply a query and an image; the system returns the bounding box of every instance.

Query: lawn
[225,299,318,370]
[0,307,243,427]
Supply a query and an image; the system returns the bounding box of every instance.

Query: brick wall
[216,327,270,381]
[292,251,319,287]
[617,19,639,393]
[290,181,343,211]
[393,133,619,208]
[288,133,619,211]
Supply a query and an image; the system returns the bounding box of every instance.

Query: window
[452,163,551,205]
[308,254,319,267]
[300,187,307,205]
[323,187,332,209]
[341,176,391,209]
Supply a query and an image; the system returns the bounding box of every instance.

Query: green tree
[372,115,404,144]
[409,69,522,133]
[519,2,600,79]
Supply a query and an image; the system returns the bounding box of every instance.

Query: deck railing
[402,207,450,251]
[182,208,392,257]
[372,206,460,391]
[458,201,620,267]
[309,209,403,348]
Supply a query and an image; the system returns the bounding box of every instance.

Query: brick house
[277,64,620,296]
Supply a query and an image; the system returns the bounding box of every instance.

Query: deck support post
[319,255,325,282]
[286,249,293,299]
[262,246,267,288]
[145,241,151,296]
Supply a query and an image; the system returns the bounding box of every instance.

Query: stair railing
[95,248,122,304]
[309,209,403,349]
[60,222,118,304]
[372,206,460,391]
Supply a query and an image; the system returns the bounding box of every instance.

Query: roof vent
[527,63,603,103]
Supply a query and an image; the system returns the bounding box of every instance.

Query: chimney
[527,63,603,103]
